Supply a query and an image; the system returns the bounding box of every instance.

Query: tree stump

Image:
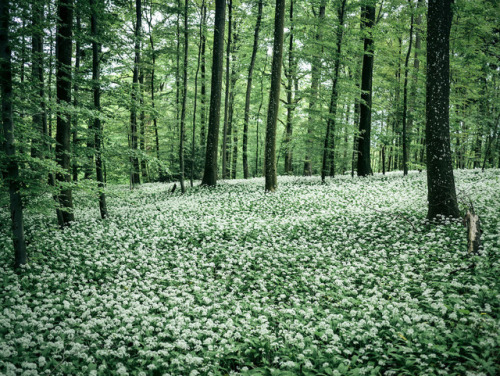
[464,210,481,255]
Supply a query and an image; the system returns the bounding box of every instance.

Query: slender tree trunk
[139,67,147,182]
[243,0,263,179]
[90,0,107,219]
[191,0,204,187]
[229,48,239,178]
[304,0,326,176]
[222,0,232,179]
[130,0,142,186]
[179,0,189,193]
[1,0,27,268]
[321,0,346,182]
[55,0,75,227]
[264,0,286,192]
[199,2,207,156]
[402,1,414,176]
[72,9,81,181]
[201,0,225,186]
[146,16,163,181]
[48,13,54,141]
[356,2,376,176]
[426,0,459,219]
[283,0,295,175]
[408,0,422,166]
[31,0,47,160]
[255,63,266,177]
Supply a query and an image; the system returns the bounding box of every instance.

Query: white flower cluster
[0,170,499,375]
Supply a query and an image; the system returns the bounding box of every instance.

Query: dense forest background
[2,0,499,185]
[1,1,500,374]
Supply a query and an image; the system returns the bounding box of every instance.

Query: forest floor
[1,169,499,376]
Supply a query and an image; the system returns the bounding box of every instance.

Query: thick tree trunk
[91,0,107,219]
[356,3,376,177]
[426,0,459,219]
[1,0,27,268]
[55,0,75,227]
[321,0,346,182]
[201,0,225,186]
[130,0,142,186]
[264,0,286,192]
[222,0,232,179]
[243,0,263,179]
[304,1,326,176]
[402,1,414,176]
[179,0,189,193]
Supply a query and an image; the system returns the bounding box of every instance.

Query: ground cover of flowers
[1,170,499,376]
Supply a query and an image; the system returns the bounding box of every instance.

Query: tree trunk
[426,0,459,219]
[356,2,376,176]
[31,0,47,161]
[264,0,286,192]
[146,13,163,181]
[139,67,147,182]
[321,0,346,182]
[130,0,142,186]
[229,32,239,179]
[402,1,414,176]
[191,0,204,187]
[55,0,75,227]
[199,2,207,156]
[91,0,107,219]
[255,62,266,177]
[283,0,296,175]
[72,9,81,181]
[243,0,263,179]
[407,0,422,166]
[1,0,27,268]
[222,0,232,179]
[179,0,189,193]
[304,0,326,176]
[201,0,225,186]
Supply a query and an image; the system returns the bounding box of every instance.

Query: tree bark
[201,0,225,186]
[243,0,263,179]
[402,1,414,176]
[199,2,207,155]
[321,0,346,182]
[191,0,204,187]
[283,0,295,175]
[356,2,376,176]
[55,0,75,227]
[1,0,27,268]
[146,9,163,182]
[304,0,326,176]
[264,0,286,192]
[426,0,460,219]
[130,0,142,186]
[179,0,189,193]
[90,0,107,219]
[31,0,47,161]
[222,0,232,179]
[72,8,81,181]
